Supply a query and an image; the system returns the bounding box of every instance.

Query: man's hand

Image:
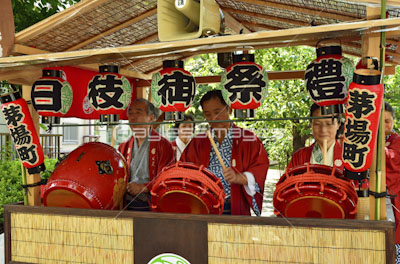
[127,182,148,196]
[223,167,248,185]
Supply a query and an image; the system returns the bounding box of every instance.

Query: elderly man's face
[311,108,340,148]
[202,97,231,130]
[127,101,154,133]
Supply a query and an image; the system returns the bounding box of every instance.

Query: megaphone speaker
[158,0,222,41]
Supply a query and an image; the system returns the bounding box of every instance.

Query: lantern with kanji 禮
[305,43,354,115]
[0,91,45,174]
[87,65,132,123]
[221,54,268,118]
[31,69,73,124]
[342,58,384,180]
[151,60,196,121]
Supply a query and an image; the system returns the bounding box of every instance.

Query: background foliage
[12,0,79,32]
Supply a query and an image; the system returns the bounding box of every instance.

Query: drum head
[45,189,92,208]
[285,196,344,218]
[158,191,209,214]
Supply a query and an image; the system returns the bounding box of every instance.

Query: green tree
[12,0,79,32]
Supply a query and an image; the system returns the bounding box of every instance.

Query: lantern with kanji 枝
[0,91,45,174]
[221,54,268,118]
[31,69,73,124]
[342,60,384,180]
[87,65,132,123]
[151,60,196,121]
[305,44,354,115]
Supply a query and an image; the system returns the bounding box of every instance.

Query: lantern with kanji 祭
[342,58,383,180]
[0,91,45,174]
[87,65,132,123]
[305,43,354,115]
[221,54,268,118]
[151,60,196,121]
[31,68,73,124]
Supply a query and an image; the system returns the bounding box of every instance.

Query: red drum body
[273,164,357,219]
[151,162,225,214]
[43,142,128,210]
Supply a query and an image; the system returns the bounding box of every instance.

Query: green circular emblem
[148,253,191,264]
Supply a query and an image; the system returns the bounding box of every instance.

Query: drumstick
[206,130,226,169]
[322,139,328,165]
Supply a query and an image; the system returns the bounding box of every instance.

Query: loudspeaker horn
[158,0,222,41]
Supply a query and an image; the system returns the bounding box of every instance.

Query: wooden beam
[222,10,252,34]
[22,85,41,206]
[2,18,400,70]
[240,21,283,31]
[8,44,151,79]
[222,7,310,27]
[237,0,359,21]
[65,8,157,51]
[346,0,400,7]
[0,0,15,57]
[15,0,109,43]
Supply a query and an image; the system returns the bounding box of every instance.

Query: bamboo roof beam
[222,7,311,27]
[237,0,360,21]
[222,10,252,34]
[65,8,157,51]
[15,0,108,43]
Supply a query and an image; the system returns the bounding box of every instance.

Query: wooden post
[22,85,41,206]
[362,6,387,220]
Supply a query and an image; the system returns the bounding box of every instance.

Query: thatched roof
[1,0,400,85]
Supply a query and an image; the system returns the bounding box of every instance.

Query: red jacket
[117,129,174,189]
[180,125,269,215]
[287,141,344,172]
[385,132,400,243]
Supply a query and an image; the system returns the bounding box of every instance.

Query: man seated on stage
[118,99,174,211]
[287,103,343,170]
[180,90,269,216]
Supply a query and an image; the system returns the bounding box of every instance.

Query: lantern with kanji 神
[0,91,45,174]
[87,65,132,123]
[305,44,354,115]
[221,54,268,118]
[151,60,196,121]
[342,59,383,180]
[31,69,73,124]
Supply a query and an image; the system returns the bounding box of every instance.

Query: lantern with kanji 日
[151,60,196,121]
[342,58,383,180]
[0,91,45,174]
[305,43,354,114]
[31,69,73,124]
[87,65,132,123]
[221,54,268,118]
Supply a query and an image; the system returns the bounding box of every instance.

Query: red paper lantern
[151,60,196,120]
[31,69,73,124]
[88,65,132,122]
[221,54,267,118]
[342,65,384,180]
[0,91,45,173]
[305,45,354,114]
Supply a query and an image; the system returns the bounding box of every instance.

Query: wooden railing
[0,133,62,160]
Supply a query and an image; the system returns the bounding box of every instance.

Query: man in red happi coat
[118,99,174,210]
[181,90,269,216]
